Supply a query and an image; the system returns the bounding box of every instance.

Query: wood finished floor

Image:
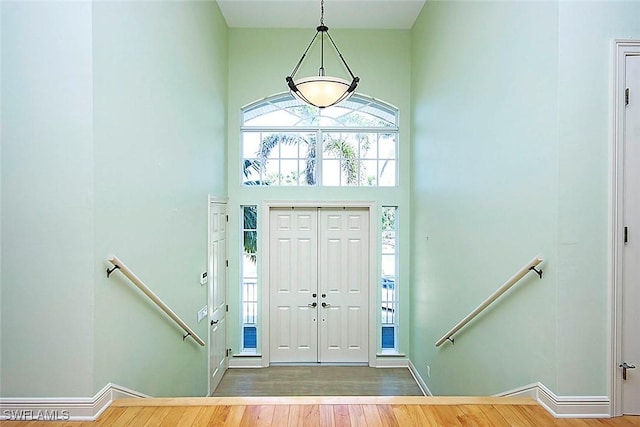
[2,397,639,426]
[4,369,638,426]
[212,367,424,397]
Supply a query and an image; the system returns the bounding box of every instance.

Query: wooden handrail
[435,255,544,347]
[107,255,205,346]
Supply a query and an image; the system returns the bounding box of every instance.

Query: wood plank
[158,406,188,426]
[223,405,246,426]
[431,405,464,426]
[106,404,144,425]
[333,404,351,427]
[271,405,291,427]
[175,406,207,427]
[238,405,260,427]
[142,406,172,426]
[376,404,400,427]
[513,404,560,426]
[286,404,301,427]
[191,405,221,427]
[255,405,275,427]
[320,404,336,427]
[207,405,231,427]
[302,404,321,427]
[456,404,502,427]
[347,404,367,426]
[391,405,414,426]
[493,404,538,426]
[362,404,384,427]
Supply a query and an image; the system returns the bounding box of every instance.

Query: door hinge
[625,88,630,106]
[624,226,629,244]
[226,348,231,357]
[226,214,229,222]
[226,304,229,312]
[226,260,229,267]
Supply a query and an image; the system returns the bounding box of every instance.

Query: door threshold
[269,362,369,367]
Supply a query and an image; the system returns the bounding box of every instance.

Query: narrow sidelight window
[241,205,258,352]
[381,206,398,351]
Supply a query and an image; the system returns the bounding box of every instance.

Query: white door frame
[609,39,640,417]
[261,200,378,367]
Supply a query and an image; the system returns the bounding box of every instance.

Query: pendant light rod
[325,31,357,81]
[288,31,321,79]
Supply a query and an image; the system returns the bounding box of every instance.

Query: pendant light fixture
[286,0,360,108]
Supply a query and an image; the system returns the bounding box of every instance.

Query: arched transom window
[241,93,398,187]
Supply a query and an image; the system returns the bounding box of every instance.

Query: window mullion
[316,129,323,187]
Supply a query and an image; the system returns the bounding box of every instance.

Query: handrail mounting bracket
[447,337,455,345]
[529,266,543,279]
[106,265,120,278]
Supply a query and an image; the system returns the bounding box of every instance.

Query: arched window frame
[241,93,399,187]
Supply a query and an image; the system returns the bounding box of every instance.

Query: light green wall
[410,0,640,397]
[226,28,412,357]
[92,0,227,397]
[555,0,640,397]
[1,1,95,397]
[4,0,637,401]
[1,0,228,398]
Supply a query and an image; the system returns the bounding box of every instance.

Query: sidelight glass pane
[381,206,398,352]
[241,205,258,353]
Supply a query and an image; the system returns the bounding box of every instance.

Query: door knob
[620,362,636,380]
[308,302,317,308]
[322,302,331,308]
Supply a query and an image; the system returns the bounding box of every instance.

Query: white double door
[269,207,370,364]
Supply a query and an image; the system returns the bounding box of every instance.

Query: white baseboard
[0,383,147,422]
[0,377,610,420]
[228,355,264,368]
[407,360,432,396]
[404,364,610,417]
[497,382,610,418]
[374,355,409,368]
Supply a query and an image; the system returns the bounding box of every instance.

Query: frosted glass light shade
[290,76,356,108]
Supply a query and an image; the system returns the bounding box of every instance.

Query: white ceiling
[217,0,427,29]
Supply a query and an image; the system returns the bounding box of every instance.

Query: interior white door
[319,208,369,363]
[622,53,640,415]
[269,208,319,363]
[208,202,227,395]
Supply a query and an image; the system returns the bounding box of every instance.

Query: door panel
[319,208,369,363]
[208,202,227,395]
[269,208,319,363]
[622,53,640,415]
